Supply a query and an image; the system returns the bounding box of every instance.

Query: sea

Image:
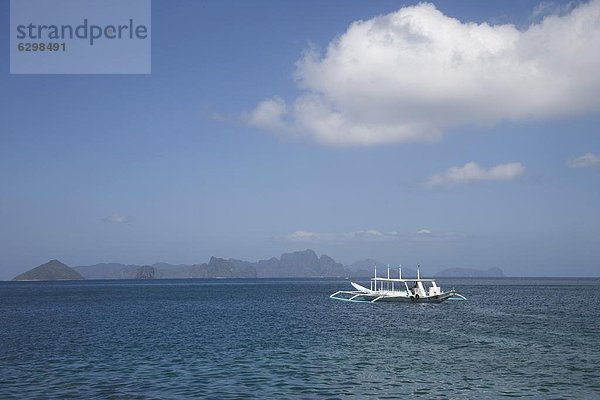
[1,278,599,399]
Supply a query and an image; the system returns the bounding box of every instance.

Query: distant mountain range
[73,257,257,280]
[73,250,344,280]
[13,249,346,281]
[253,250,344,278]
[11,251,505,281]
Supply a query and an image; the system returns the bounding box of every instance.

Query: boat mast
[387,264,390,291]
[373,265,377,291]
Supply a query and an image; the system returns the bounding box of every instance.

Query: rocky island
[12,260,84,281]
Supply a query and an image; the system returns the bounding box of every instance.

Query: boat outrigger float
[330,265,466,303]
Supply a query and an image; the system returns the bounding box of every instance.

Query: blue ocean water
[1,278,599,399]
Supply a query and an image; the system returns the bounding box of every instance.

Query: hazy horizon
[6,249,600,280]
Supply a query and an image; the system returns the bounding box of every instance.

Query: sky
[1,0,599,279]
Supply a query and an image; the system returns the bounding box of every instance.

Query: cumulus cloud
[247,1,600,146]
[286,230,332,242]
[531,1,577,20]
[286,229,396,243]
[284,229,463,243]
[412,230,466,241]
[244,96,289,134]
[425,162,525,188]
[102,214,136,225]
[567,152,600,168]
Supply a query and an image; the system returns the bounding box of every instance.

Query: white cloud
[567,152,600,168]
[412,230,466,241]
[247,1,600,146]
[102,214,136,225]
[286,229,395,243]
[209,112,228,122]
[244,96,289,134]
[286,230,329,242]
[531,1,577,20]
[425,162,525,188]
[284,229,463,243]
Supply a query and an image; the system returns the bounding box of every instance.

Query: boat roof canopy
[371,277,437,282]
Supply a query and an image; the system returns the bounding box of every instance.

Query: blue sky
[1,0,599,279]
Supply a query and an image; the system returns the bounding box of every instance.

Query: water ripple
[1,279,599,398]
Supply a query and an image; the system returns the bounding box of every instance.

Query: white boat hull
[331,282,467,303]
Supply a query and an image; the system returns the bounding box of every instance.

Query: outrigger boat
[330,265,466,303]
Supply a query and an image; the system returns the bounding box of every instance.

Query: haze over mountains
[72,249,346,280]
[11,250,347,280]
[435,267,505,278]
[11,249,505,281]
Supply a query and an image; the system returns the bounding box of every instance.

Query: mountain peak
[13,260,84,281]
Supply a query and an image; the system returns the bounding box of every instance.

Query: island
[12,259,84,281]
